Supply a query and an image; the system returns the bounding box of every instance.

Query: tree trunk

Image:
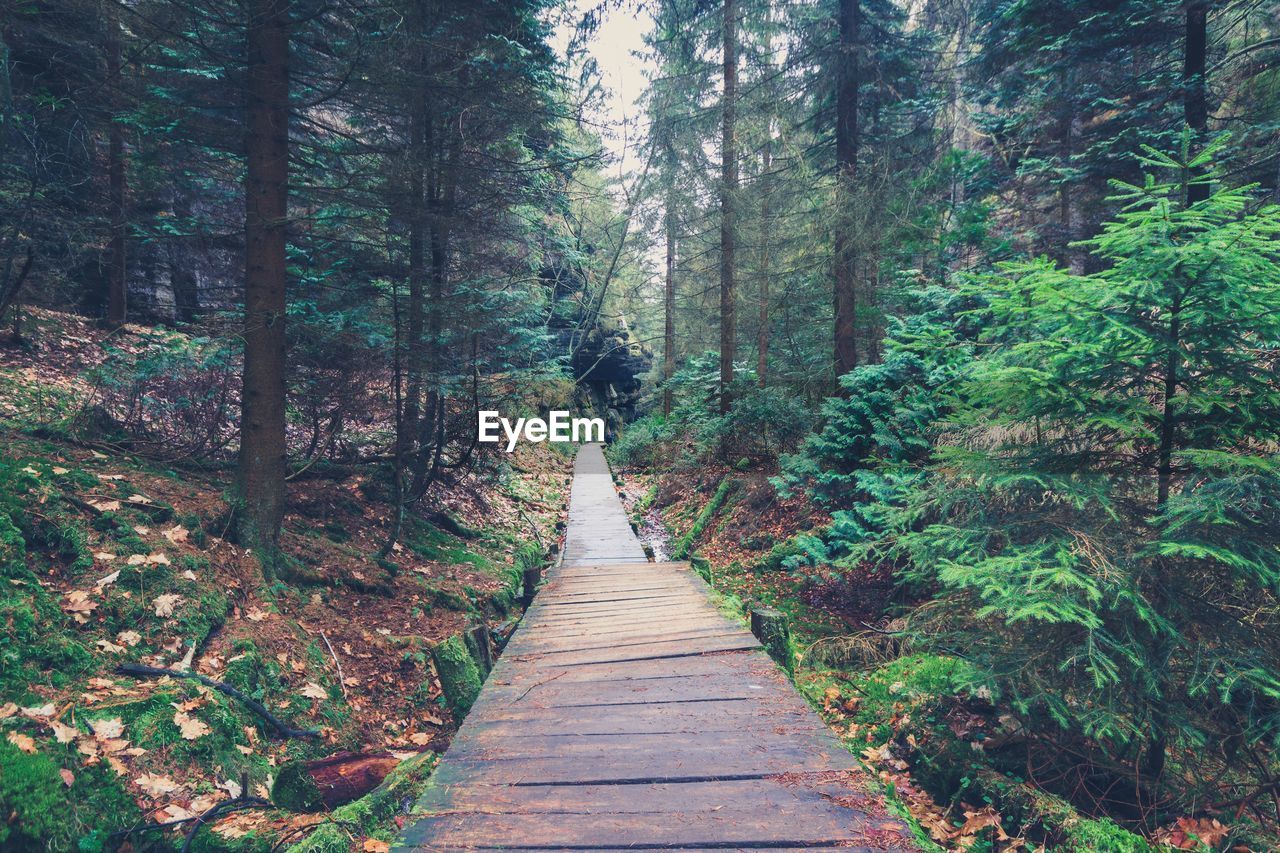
[235,0,290,558]
[105,8,127,328]
[1184,1,1210,204]
[663,184,676,416]
[272,752,402,812]
[833,0,860,383]
[719,0,737,415]
[403,101,427,459]
[1144,302,1183,782]
[758,142,771,390]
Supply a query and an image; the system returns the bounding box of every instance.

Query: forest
[2,0,1280,849]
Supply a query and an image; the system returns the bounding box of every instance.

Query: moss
[968,768,1152,852]
[689,552,713,584]
[0,737,141,852]
[403,520,493,571]
[432,634,482,715]
[126,682,261,769]
[186,831,277,853]
[631,482,659,520]
[672,478,734,559]
[89,510,149,553]
[750,606,794,675]
[0,507,94,702]
[272,759,326,812]
[287,753,438,852]
[422,583,473,614]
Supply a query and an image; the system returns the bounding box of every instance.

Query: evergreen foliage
[870,141,1280,778]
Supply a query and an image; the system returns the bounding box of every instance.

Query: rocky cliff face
[127,191,241,323]
[544,256,651,440]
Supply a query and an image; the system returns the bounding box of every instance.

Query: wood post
[750,604,793,674]
[466,621,492,677]
[521,563,542,609]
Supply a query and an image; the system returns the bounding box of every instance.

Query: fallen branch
[117,663,320,739]
[320,632,348,701]
[109,792,272,845]
[181,795,274,853]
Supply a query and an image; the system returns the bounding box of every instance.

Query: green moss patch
[432,634,482,715]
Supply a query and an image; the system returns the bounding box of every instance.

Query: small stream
[635,507,672,562]
[616,475,674,562]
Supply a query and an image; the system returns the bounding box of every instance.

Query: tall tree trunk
[403,101,427,457]
[414,130,458,495]
[1144,302,1183,782]
[833,0,860,383]
[105,8,127,328]
[758,142,771,389]
[1184,1,1210,204]
[719,0,737,415]
[757,5,773,390]
[663,183,676,416]
[235,0,290,560]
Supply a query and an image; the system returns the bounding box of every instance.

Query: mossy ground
[0,312,572,851]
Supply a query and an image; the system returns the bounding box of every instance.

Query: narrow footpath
[396,443,915,851]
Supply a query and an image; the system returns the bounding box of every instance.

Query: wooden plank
[400,808,904,849]
[396,444,914,851]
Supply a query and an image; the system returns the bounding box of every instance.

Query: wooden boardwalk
[396,444,914,851]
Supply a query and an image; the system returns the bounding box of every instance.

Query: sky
[553,0,657,179]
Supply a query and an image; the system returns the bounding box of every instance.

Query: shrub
[82,332,238,460]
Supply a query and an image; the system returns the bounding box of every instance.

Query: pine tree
[880,138,1280,783]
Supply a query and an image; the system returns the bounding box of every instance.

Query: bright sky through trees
[555,0,655,179]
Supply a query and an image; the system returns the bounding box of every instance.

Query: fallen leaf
[190,793,222,812]
[218,778,242,798]
[95,570,120,589]
[163,525,188,545]
[96,639,126,654]
[158,804,195,821]
[172,709,211,740]
[153,593,183,617]
[245,606,269,622]
[364,841,391,853]
[116,630,142,647]
[52,466,69,475]
[21,703,54,719]
[60,768,75,787]
[93,552,116,563]
[49,720,79,743]
[89,717,124,739]
[90,499,122,512]
[136,773,181,797]
[63,589,98,623]
[7,731,36,753]
[300,682,327,700]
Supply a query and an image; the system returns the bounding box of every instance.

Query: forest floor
[614,461,1245,852]
[0,309,571,850]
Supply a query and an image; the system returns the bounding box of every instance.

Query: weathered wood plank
[395,444,914,851]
